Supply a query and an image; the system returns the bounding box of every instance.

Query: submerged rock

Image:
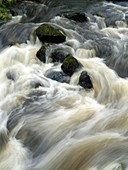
[61,54,81,76]
[36,45,46,63]
[62,12,88,23]
[36,24,66,43]
[79,71,93,90]
[50,49,69,63]
[46,71,70,83]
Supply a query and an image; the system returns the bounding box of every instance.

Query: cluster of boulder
[35,13,93,90]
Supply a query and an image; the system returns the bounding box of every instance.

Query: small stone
[36,45,46,63]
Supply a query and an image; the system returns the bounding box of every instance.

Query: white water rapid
[0,1,128,170]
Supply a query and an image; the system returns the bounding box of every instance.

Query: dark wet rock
[36,45,46,63]
[9,9,18,16]
[6,71,15,81]
[36,24,66,44]
[61,54,81,76]
[62,12,88,23]
[79,71,93,90]
[50,49,69,63]
[46,71,70,83]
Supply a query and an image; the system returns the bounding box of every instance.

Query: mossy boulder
[61,54,81,76]
[36,24,66,44]
[50,49,69,63]
[62,12,88,23]
[79,71,93,89]
[36,45,46,63]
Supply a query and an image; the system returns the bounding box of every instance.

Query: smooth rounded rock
[79,71,93,89]
[36,24,66,44]
[61,54,81,76]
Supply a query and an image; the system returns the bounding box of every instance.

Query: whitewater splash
[1,1,128,170]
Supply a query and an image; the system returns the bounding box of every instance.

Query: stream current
[1,0,128,170]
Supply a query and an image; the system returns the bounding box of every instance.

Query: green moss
[36,45,46,63]
[0,7,11,20]
[36,24,63,37]
[0,0,16,21]
[61,54,81,76]
[39,45,46,54]
[36,24,66,43]
[1,0,15,6]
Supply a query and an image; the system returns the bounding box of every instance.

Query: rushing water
[1,0,128,170]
